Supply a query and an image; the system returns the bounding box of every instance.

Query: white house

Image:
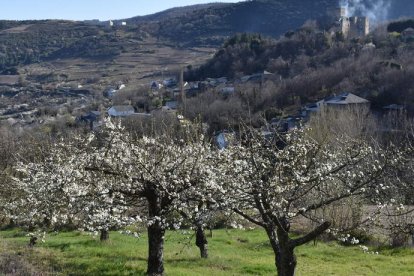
[108,105,135,117]
[306,92,369,114]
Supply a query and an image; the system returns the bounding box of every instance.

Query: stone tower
[346,16,369,38]
[335,6,369,38]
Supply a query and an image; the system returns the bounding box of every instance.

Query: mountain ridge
[122,0,414,47]
[114,3,232,24]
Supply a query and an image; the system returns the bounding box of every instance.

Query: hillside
[141,0,414,47]
[117,3,232,24]
[0,20,140,72]
[152,0,335,46]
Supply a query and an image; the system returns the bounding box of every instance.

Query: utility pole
[180,66,186,114]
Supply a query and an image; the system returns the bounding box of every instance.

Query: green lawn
[0,228,413,275]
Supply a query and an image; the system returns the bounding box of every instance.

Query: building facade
[333,7,369,38]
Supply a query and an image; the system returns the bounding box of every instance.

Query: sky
[0,0,240,21]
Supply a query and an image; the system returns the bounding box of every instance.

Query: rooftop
[109,105,135,112]
[324,93,369,105]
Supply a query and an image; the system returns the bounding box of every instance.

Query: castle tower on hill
[336,6,369,38]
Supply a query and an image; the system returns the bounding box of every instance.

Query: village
[0,61,406,151]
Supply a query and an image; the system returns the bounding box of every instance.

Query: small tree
[7,146,71,230]
[176,195,226,258]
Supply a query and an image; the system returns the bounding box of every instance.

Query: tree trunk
[146,189,166,276]
[100,229,109,241]
[270,220,330,276]
[264,226,296,276]
[195,225,208,258]
[147,220,165,275]
[275,244,297,276]
[28,236,37,247]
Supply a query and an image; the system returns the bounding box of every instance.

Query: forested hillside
[184,23,414,127]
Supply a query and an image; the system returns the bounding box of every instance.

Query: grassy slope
[1,228,414,276]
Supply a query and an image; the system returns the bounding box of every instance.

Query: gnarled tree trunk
[264,220,331,276]
[274,238,297,276]
[265,225,296,276]
[195,224,208,258]
[100,229,109,241]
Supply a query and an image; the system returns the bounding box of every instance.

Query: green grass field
[1,228,414,276]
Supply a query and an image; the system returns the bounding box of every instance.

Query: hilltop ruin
[330,6,370,38]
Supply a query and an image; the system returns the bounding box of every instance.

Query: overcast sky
[0,0,240,21]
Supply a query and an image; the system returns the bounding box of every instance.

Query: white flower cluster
[359,245,379,255]
[338,234,359,245]
[7,118,228,237]
[5,119,404,257]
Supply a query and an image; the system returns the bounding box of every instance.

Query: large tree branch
[233,208,266,228]
[290,221,331,247]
